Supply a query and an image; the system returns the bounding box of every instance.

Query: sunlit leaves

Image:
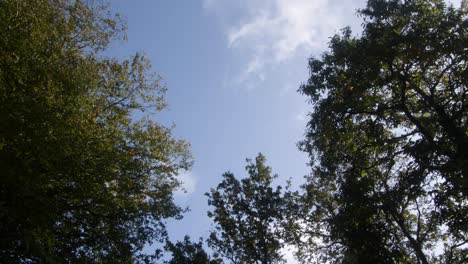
[0,0,191,262]
[206,154,290,264]
[297,0,467,263]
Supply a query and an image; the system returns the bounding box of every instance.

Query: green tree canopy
[0,0,191,262]
[163,236,223,264]
[206,154,292,264]
[297,0,467,263]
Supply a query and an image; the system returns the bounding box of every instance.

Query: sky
[108,0,462,262]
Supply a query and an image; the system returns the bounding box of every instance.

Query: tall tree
[297,0,467,263]
[0,0,191,262]
[164,236,223,264]
[206,154,291,264]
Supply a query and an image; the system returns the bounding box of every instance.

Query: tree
[164,236,223,264]
[0,0,191,262]
[297,0,467,263]
[206,154,292,264]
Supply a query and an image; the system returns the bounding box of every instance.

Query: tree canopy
[206,154,292,264]
[0,0,191,262]
[297,0,467,263]
[2,0,467,263]
[163,236,223,264]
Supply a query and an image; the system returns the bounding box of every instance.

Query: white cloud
[204,0,364,87]
[175,171,197,197]
[228,0,341,61]
[206,0,465,91]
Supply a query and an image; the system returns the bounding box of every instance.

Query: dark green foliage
[206,154,290,264]
[0,0,191,262]
[164,236,223,264]
[297,0,467,263]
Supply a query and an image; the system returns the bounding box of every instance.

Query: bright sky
[108,0,462,262]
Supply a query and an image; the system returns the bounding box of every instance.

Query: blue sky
[108,0,462,261]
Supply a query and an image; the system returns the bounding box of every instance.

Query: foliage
[297,0,467,263]
[164,236,223,264]
[206,154,292,264]
[0,0,192,262]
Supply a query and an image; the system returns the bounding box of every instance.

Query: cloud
[228,0,346,61]
[206,0,464,91]
[204,0,364,86]
[175,171,197,197]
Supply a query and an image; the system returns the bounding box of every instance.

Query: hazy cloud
[175,171,197,197]
[204,0,364,87]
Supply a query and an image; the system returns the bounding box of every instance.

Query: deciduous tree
[297,0,467,263]
[0,0,191,262]
[164,236,223,264]
[206,154,291,264]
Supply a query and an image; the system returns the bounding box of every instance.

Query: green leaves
[206,154,290,264]
[0,0,191,262]
[298,0,467,263]
[163,236,223,264]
